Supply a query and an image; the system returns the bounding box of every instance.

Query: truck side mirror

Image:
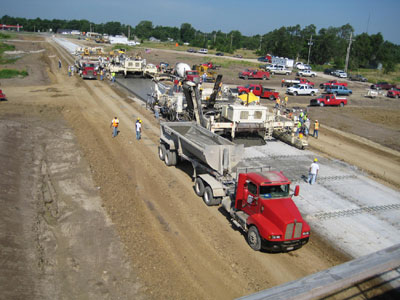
[294,185,300,197]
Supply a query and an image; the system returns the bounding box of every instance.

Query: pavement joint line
[310,203,400,220]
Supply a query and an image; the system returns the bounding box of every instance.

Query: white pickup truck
[286,84,319,96]
[297,69,317,77]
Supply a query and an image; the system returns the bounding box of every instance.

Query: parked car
[233,54,243,58]
[257,56,270,62]
[238,69,270,80]
[237,84,279,100]
[270,66,292,75]
[296,63,312,70]
[349,74,367,82]
[387,88,400,98]
[0,89,6,101]
[320,80,348,89]
[337,71,347,78]
[324,68,335,75]
[286,84,319,96]
[215,52,224,56]
[310,94,347,107]
[370,82,398,90]
[297,69,317,77]
[198,48,208,54]
[187,48,196,53]
[324,85,352,96]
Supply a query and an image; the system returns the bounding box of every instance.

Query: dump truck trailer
[159,122,310,251]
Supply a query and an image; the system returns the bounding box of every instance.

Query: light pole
[307,35,313,65]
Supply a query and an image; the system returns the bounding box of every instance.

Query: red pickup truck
[0,89,6,101]
[387,88,400,98]
[319,80,348,89]
[239,69,270,80]
[309,94,347,107]
[237,84,279,100]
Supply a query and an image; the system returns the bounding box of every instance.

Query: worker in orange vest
[110,116,119,137]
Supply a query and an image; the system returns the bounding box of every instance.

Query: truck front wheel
[203,186,215,206]
[319,102,325,107]
[247,226,262,251]
[194,177,205,197]
[159,144,166,161]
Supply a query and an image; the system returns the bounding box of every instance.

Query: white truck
[286,84,319,96]
[296,69,317,77]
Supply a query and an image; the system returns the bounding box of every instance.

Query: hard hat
[314,158,318,162]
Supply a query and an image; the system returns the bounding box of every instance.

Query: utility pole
[230,34,233,50]
[344,32,353,73]
[259,36,262,51]
[307,35,313,65]
[128,26,130,39]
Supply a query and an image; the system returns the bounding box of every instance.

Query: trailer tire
[248,226,262,251]
[158,144,166,161]
[165,150,177,166]
[194,177,205,197]
[203,186,216,206]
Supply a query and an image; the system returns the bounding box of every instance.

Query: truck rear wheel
[165,150,177,166]
[248,226,262,251]
[339,102,344,107]
[194,177,205,197]
[269,95,275,100]
[158,144,166,161]
[320,102,325,107]
[203,186,216,206]
[263,76,267,80]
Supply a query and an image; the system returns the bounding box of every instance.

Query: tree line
[1,15,399,72]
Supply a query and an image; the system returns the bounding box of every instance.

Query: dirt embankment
[0,34,398,299]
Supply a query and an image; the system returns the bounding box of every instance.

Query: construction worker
[284,96,288,108]
[58,59,62,69]
[275,97,281,109]
[110,116,119,138]
[313,120,319,139]
[100,69,104,81]
[154,102,160,120]
[111,72,116,83]
[68,66,72,77]
[135,118,142,140]
[308,158,320,185]
[304,118,310,136]
[299,111,304,124]
[178,81,182,92]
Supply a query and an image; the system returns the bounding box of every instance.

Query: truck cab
[226,171,310,251]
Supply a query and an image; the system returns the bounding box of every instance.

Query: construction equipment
[193,64,216,82]
[159,121,310,251]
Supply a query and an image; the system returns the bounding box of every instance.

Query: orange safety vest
[314,122,319,130]
[112,119,119,127]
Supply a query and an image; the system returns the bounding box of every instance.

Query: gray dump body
[160,122,244,175]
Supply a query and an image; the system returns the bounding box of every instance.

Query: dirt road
[0,34,398,299]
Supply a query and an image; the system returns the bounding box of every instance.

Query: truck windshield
[259,184,289,199]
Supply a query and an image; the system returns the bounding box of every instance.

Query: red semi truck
[159,121,310,252]
[237,84,280,100]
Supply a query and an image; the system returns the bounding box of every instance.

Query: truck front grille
[285,222,303,239]
[284,223,294,240]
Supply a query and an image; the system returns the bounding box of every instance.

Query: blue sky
[3,0,400,44]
